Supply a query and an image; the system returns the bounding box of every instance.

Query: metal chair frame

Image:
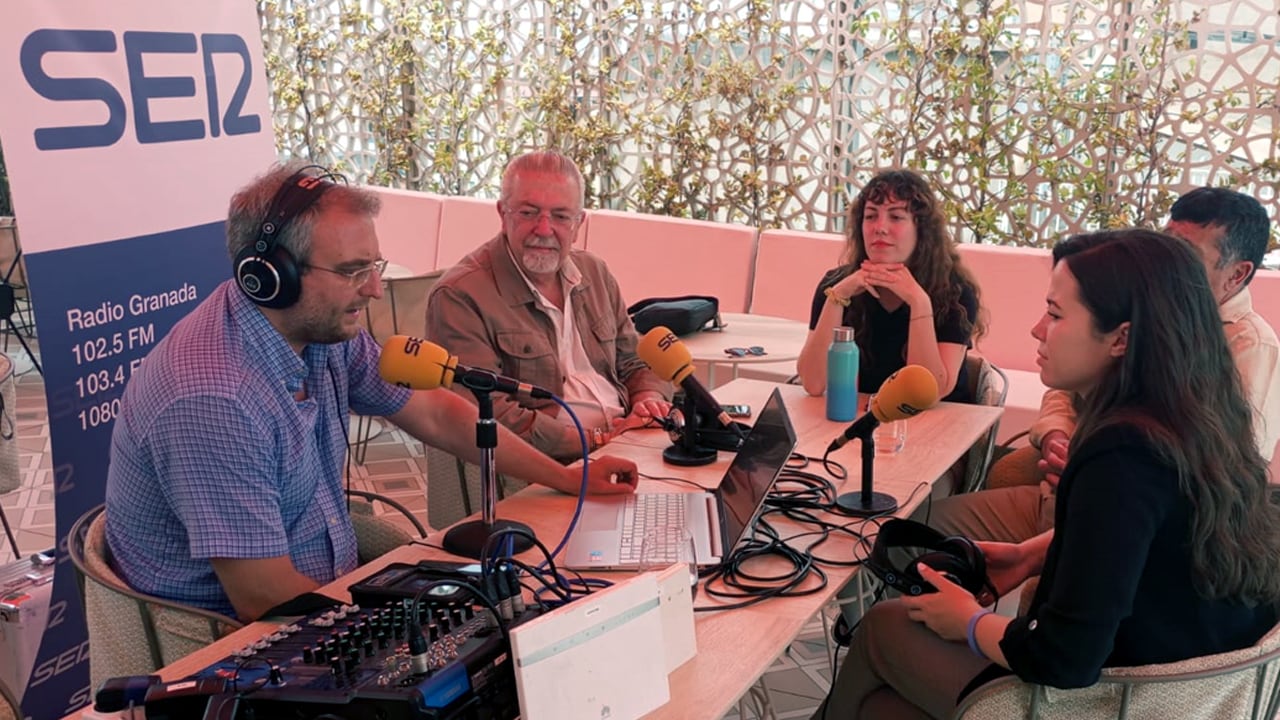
[953,639,1280,720]
[960,355,1010,494]
[346,487,429,539]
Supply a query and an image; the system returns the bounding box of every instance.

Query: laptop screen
[716,388,798,549]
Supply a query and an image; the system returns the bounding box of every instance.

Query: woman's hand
[831,265,881,301]
[860,262,929,309]
[976,540,1034,599]
[900,566,983,641]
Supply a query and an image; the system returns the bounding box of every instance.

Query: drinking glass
[872,418,907,455]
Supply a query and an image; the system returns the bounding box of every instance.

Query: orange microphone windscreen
[636,326,696,385]
[868,365,939,423]
[379,335,458,390]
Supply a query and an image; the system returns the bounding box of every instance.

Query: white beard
[522,240,562,275]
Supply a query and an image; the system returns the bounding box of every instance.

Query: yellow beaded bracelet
[824,287,851,307]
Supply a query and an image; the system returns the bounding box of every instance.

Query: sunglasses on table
[724,346,767,357]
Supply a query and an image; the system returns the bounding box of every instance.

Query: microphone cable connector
[407,628,431,675]
[494,570,515,622]
[505,566,527,615]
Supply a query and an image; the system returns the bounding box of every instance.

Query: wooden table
[680,313,810,386]
[98,380,1000,720]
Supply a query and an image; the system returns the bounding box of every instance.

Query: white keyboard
[618,494,689,563]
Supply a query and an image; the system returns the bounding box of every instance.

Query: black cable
[409,579,509,647]
[787,451,849,480]
[690,466,933,613]
[478,525,610,607]
[638,471,705,490]
[229,656,272,697]
[327,362,355,508]
[406,538,450,552]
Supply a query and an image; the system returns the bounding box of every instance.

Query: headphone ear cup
[937,537,986,595]
[909,551,968,594]
[236,244,302,309]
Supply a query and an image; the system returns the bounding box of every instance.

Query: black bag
[627,295,722,336]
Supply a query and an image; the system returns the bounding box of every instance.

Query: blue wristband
[966,609,994,659]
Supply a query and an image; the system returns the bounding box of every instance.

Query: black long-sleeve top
[998,423,1276,688]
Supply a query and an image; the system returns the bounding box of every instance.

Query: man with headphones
[104,163,639,622]
[426,150,671,462]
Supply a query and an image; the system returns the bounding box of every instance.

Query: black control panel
[141,566,538,720]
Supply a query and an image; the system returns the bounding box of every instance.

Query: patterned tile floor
[1,337,836,718]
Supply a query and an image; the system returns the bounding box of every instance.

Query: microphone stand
[663,392,717,467]
[442,388,536,559]
[834,427,898,516]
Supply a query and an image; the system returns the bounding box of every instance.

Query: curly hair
[839,169,985,352]
[1058,228,1280,605]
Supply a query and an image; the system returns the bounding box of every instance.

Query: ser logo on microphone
[896,402,926,417]
[657,332,679,352]
[399,336,424,356]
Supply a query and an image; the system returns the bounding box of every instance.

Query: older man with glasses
[426,150,671,462]
[105,162,639,622]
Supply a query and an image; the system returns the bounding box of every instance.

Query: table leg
[736,676,779,720]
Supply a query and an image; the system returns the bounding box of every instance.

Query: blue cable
[543,395,590,562]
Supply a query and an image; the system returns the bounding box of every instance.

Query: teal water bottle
[826,326,859,421]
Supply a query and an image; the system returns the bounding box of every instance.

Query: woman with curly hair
[797,169,984,403]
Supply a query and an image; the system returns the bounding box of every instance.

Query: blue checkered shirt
[106,281,412,617]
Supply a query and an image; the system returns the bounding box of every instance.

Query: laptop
[564,388,797,570]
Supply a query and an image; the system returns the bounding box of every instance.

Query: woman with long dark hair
[814,229,1280,719]
[797,169,984,402]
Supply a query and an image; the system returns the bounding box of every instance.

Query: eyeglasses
[303,258,389,287]
[724,346,767,357]
[506,207,582,229]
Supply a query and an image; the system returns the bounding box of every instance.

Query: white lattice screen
[261,0,1278,246]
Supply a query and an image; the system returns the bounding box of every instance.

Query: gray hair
[225,161,381,265]
[499,150,585,208]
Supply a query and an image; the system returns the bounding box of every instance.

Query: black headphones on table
[234,165,342,309]
[657,407,749,451]
[866,518,991,597]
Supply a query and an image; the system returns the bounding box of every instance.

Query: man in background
[426,150,670,462]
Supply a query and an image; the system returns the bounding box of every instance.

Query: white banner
[0,2,274,717]
[1,1,275,252]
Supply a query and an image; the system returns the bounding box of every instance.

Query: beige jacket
[426,235,669,461]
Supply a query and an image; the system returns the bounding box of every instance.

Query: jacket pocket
[495,330,555,380]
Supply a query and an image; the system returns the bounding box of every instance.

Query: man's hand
[628,393,671,424]
[604,393,672,442]
[1038,430,1069,487]
[900,566,983,641]
[563,454,639,495]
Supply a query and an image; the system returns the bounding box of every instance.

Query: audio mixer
[137,565,537,720]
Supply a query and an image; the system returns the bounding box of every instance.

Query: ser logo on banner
[20,29,261,150]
